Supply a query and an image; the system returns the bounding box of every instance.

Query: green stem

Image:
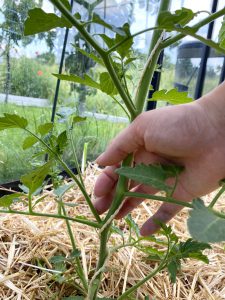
[118,235,170,300]
[50,0,137,120]
[50,0,104,55]
[162,7,225,49]
[62,205,88,293]
[26,129,101,223]
[107,27,158,54]
[124,192,225,220]
[102,56,137,119]
[134,0,171,113]
[208,184,225,208]
[88,225,110,300]
[28,192,32,213]
[69,128,84,187]
[1,209,101,228]
[124,192,193,208]
[111,95,130,119]
[174,28,225,54]
[104,154,134,223]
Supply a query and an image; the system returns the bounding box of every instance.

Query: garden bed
[0,165,224,300]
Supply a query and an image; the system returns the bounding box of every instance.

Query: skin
[94,82,225,236]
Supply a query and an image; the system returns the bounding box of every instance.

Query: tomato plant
[0,1,225,299]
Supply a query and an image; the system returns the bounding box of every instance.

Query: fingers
[96,121,144,166]
[93,165,119,214]
[94,165,119,197]
[140,203,182,236]
[140,175,195,236]
[115,184,158,219]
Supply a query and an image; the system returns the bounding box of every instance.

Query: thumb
[96,121,144,166]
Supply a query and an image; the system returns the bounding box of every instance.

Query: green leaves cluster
[157,7,197,30]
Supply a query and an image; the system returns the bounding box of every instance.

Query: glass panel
[158,0,215,108]
[0,0,161,184]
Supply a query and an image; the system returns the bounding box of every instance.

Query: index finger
[96,121,144,166]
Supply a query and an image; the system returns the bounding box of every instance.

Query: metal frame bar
[146,50,164,111]
[51,0,74,123]
[219,57,225,83]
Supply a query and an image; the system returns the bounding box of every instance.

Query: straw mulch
[0,165,224,300]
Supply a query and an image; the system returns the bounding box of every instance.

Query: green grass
[0,103,126,184]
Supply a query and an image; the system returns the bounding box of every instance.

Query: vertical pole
[219,57,225,83]
[51,0,74,123]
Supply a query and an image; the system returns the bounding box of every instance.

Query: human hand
[94,87,225,236]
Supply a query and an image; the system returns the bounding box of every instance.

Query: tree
[0,0,55,103]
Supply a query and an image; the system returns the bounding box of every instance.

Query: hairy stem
[62,205,88,293]
[88,225,111,300]
[134,0,170,113]
[124,192,193,208]
[118,235,170,300]
[2,209,101,228]
[174,28,225,54]
[208,184,225,208]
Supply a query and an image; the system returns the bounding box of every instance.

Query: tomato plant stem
[1,209,101,228]
[62,206,88,293]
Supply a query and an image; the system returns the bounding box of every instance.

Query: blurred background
[0,0,224,184]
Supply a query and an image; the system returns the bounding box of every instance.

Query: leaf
[124,57,137,66]
[23,136,38,150]
[38,123,53,136]
[178,238,211,263]
[110,225,124,238]
[53,73,100,90]
[21,161,52,195]
[0,113,28,131]
[151,88,193,105]
[74,12,81,20]
[125,214,140,237]
[0,193,22,208]
[57,130,68,152]
[179,238,211,256]
[24,8,72,36]
[167,260,180,283]
[70,249,81,258]
[73,116,87,124]
[219,16,225,49]
[116,164,183,192]
[72,46,105,66]
[91,13,126,36]
[50,255,66,272]
[61,0,71,10]
[54,183,75,199]
[188,199,225,243]
[115,23,133,59]
[157,7,196,30]
[100,72,118,96]
[99,34,115,48]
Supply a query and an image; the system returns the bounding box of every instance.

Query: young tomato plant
[0,0,225,299]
